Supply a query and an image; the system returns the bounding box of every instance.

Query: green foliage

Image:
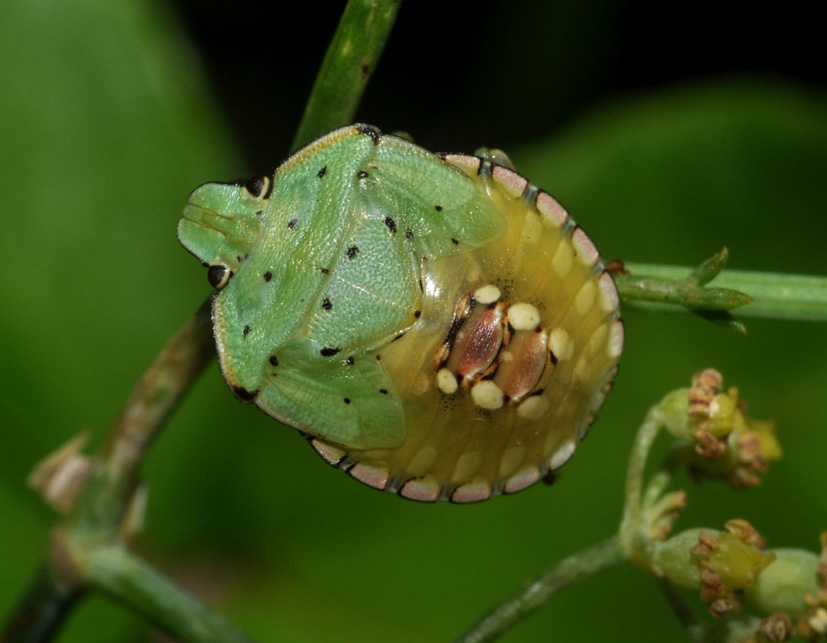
[2,1,826,641]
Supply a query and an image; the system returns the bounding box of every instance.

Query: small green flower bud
[656,388,693,440]
[744,548,820,617]
[658,370,781,488]
[651,521,776,617]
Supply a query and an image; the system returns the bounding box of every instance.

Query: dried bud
[28,431,92,513]
[689,368,723,418]
[753,612,795,642]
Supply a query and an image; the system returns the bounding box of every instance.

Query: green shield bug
[178,124,623,502]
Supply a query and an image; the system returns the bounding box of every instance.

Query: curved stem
[620,409,662,551]
[85,546,254,643]
[1,565,83,643]
[453,536,625,643]
[291,0,404,151]
[69,300,214,541]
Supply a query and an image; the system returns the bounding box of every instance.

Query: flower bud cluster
[659,369,781,488]
[653,524,827,640]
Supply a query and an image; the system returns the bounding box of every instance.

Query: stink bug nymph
[178,124,623,503]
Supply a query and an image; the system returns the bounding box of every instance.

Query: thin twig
[0,565,83,643]
[453,537,625,643]
[291,0,404,151]
[69,300,214,539]
[85,546,254,643]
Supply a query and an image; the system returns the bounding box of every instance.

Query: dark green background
[1,1,825,641]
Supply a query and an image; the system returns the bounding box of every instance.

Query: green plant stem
[290,0,403,151]
[653,576,708,642]
[70,300,214,540]
[85,546,254,643]
[619,408,663,566]
[618,264,827,322]
[453,536,625,643]
[1,565,83,643]
[2,303,217,643]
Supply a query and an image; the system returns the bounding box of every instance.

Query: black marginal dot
[321,347,340,357]
[346,246,359,259]
[317,165,327,178]
[384,216,397,234]
[318,267,330,274]
[435,205,443,212]
[232,386,259,402]
[288,219,298,229]
[344,398,351,404]
[375,354,382,361]
[360,63,371,80]
[357,170,369,179]
[242,325,251,337]
[269,355,278,366]
[451,238,459,245]
[418,278,424,292]
[406,228,414,239]
[346,356,354,365]
[263,271,272,282]
[379,388,388,395]
[322,297,332,311]
[413,310,421,319]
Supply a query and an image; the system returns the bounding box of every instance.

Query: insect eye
[244,175,270,199]
[207,264,231,289]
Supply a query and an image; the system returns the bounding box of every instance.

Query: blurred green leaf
[2,1,826,642]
